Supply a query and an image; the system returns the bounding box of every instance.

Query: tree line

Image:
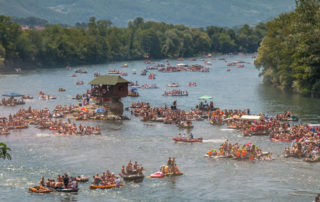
[255,0,320,97]
[0,15,266,69]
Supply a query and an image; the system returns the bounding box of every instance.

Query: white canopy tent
[240,115,262,120]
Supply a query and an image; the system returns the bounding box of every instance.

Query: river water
[0,54,319,202]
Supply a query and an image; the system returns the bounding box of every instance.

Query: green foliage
[11,16,48,27]
[0,15,265,68]
[255,0,320,97]
[0,142,11,160]
[0,0,294,27]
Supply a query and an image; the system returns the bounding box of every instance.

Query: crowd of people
[38,91,56,100]
[284,126,320,161]
[0,106,101,136]
[148,73,156,79]
[187,65,209,72]
[207,140,272,160]
[188,82,197,87]
[140,84,158,89]
[196,101,215,111]
[130,101,207,128]
[206,108,320,161]
[1,97,25,106]
[162,89,188,96]
[160,157,182,175]
[121,160,144,176]
[140,69,147,75]
[158,65,188,72]
[92,171,121,186]
[40,173,78,190]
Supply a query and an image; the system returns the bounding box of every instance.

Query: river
[0,54,319,201]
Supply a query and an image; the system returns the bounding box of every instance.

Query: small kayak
[29,186,52,193]
[172,137,203,142]
[150,172,164,178]
[89,184,123,189]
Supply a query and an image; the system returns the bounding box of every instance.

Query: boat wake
[36,133,51,137]
[220,129,235,131]
[203,139,225,143]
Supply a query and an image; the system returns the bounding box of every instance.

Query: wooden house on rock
[89,75,129,115]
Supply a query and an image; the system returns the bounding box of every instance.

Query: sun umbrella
[2,92,23,97]
[199,95,212,100]
[95,108,106,113]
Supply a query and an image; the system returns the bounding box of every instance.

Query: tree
[0,143,11,160]
[255,0,320,97]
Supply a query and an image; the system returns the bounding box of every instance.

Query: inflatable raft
[54,187,79,192]
[29,186,52,193]
[304,156,320,163]
[270,138,291,142]
[172,137,203,142]
[150,171,183,178]
[150,172,164,178]
[121,173,144,182]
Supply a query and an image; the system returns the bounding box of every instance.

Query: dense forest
[0,0,294,27]
[255,0,320,97]
[0,15,265,69]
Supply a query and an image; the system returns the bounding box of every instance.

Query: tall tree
[0,143,11,160]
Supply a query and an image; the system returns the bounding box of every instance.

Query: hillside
[0,0,295,27]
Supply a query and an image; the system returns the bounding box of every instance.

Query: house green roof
[89,75,129,85]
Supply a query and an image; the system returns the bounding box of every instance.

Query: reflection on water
[0,54,319,201]
[257,84,320,122]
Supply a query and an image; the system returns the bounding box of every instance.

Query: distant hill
[0,0,295,27]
